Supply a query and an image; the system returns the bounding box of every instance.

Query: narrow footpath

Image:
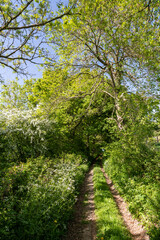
[64,166,97,240]
[64,165,150,240]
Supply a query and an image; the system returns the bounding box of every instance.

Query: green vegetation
[103,150,160,239]
[0,0,73,75]
[0,154,88,240]
[93,165,131,240]
[0,0,160,239]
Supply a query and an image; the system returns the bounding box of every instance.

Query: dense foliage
[0,154,88,240]
[103,140,160,238]
[0,0,160,239]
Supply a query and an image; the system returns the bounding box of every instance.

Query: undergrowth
[103,153,160,240]
[0,154,88,240]
[93,165,131,240]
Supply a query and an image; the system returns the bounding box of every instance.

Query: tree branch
[0,0,33,32]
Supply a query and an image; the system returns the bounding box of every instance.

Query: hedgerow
[0,154,88,240]
[103,142,160,239]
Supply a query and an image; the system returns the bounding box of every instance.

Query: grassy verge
[93,165,131,240]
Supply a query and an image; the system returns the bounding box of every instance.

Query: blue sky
[0,63,43,85]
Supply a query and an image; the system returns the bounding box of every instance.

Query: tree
[24,67,116,160]
[0,80,27,109]
[0,0,75,75]
[50,0,160,129]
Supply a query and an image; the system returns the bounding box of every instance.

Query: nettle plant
[0,108,55,162]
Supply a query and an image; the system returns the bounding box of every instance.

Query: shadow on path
[64,166,97,240]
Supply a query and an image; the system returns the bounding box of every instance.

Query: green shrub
[103,154,160,239]
[0,154,88,240]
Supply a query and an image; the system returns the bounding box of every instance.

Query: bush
[103,151,160,239]
[0,108,58,162]
[0,154,88,240]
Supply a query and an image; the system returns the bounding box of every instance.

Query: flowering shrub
[0,108,56,161]
[0,154,88,240]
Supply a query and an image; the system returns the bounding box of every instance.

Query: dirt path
[101,167,150,240]
[64,166,97,240]
[64,165,150,240]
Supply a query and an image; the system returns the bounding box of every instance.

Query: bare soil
[64,166,97,240]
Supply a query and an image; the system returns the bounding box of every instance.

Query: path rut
[64,165,150,240]
[64,166,97,240]
[101,167,150,240]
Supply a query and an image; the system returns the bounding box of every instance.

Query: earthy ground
[64,165,150,240]
[64,166,97,240]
